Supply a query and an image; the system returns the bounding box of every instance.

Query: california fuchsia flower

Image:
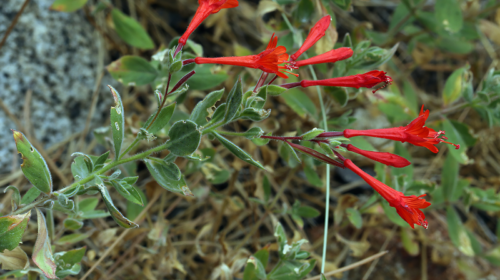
[178,0,239,46]
[343,106,460,153]
[343,144,410,168]
[290,15,331,61]
[287,47,353,69]
[344,159,430,229]
[184,34,291,78]
[280,70,393,92]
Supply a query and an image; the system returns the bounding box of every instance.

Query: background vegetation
[1,0,500,279]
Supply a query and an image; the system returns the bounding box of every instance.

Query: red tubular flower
[288,48,353,69]
[343,144,410,168]
[178,0,239,47]
[304,70,392,91]
[290,15,331,61]
[344,159,430,229]
[192,34,291,78]
[343,106,460,153]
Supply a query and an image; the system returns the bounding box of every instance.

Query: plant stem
[146,73,171,131]
[119,137,140,160]
[281,12,332,273]
[9,196,52,216]
[58,142,170,195]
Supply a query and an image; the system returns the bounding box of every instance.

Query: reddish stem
[170,70,195,93]
[173,44,183,57]
[183,58,195,65]
[267,74,278,85]
[260,135,303,141]
[315,131,344,138]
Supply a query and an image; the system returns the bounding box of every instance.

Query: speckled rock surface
[0,0,115,172]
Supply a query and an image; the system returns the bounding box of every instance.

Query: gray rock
[0,0,115,172]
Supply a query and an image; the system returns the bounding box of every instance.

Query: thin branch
[304,251,388,280]
[0,0,30,51]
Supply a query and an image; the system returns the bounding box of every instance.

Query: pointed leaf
[223,78,243,123]
[12,130,52,194]
[144,159,183,193]
[108,86,125,160]
[111,8,154,49]
[33,208,57,279]
[189,89,225,126]
[167,120,202,156]
[107,56,158,86]
[212,132,264,169]
[110,180,144,206]
[143,103,176,134]
[54,247,86,278]
[63,218,83,231]
[97,185,138,228]
[55,233,92,246]
[0,211,31,253]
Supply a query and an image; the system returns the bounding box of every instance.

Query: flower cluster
[175,1,456,229]
[262,106,459,229]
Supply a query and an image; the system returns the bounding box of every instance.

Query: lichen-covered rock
[0,0,116,172]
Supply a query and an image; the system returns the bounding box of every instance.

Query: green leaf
[442,152,459,202]
[12,130,52,194]
[400,228,419,256]
[303,159,323,188]
[77,197,99,213]
[449,120,476,147]
[20,187,41,205]
[301,128,325,141]
[107,56,158,86]
[294,206,320,218]
[346,208,363,229]
[267,85,287,96]
[282,142,301,164]
[54,247,86,278]
[446,206,473,256]
[243,255,266,280]
[224,78,243,123]
[98,185,138,228]
[281,89,317,119]
[442,67,466,106]
[0,270,28,279]
[241,127,265,140]
[238,108,271,122]
[108,86,125,160]
[167,120,202,156]
[110,180,144,206]
[143,102,176,134]
[189,88,225,126]
[111,8,154,49]
[63,218,83,231]
[212,132,265,169]
[435,0,463,33]
[442,119,469,164]
[325,86,348,107]
[0,211,30,253]
[127,187,147,221]
[55,233,91,246]
[50,0,88,12]
[145,159,183,193]
[294,0,314,23]
[92,151,110,171]
[33,208,57,279]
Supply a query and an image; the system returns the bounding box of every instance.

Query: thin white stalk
[281,13,331,274]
